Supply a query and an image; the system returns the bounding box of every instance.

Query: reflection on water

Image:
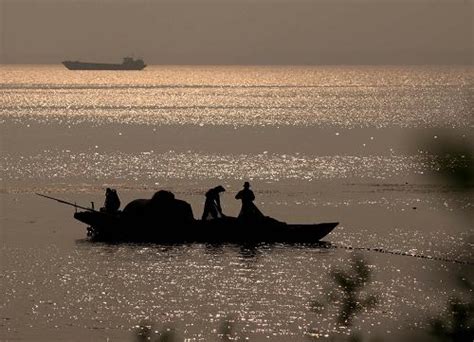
[1,150,435,183]
[0,239,469,341]
[0,65,471,128]
[0,65,472,340]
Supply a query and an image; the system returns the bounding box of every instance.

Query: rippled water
[0,65,472,341]
[1,65,472,128]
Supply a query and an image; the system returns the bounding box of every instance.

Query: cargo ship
[62,57,146,70]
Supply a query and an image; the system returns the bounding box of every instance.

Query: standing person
[235,182,263,219]
[201,185,226,220]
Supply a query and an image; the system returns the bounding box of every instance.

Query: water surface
[0,65,472,341]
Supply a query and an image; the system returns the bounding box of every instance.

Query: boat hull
[74,211,338,244]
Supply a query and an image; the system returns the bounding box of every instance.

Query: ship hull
[62,61,146,70]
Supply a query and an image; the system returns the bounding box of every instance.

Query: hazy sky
[0,0,472,64]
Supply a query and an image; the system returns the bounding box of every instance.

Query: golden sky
[0,0,471,64]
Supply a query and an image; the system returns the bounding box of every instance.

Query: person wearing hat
[235,182,263,220]
[201,185,226,220]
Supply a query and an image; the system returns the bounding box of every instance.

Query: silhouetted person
[101,188,120,213]
[202,185,226,220]
[235,182,263,220]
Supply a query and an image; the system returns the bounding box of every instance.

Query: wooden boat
[36,192,337,244]
[74,210,338,244]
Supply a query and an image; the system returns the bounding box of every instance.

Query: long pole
[35,193,97,212]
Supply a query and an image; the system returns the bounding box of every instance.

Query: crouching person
[101,188,121,213]
[202,185,226,220]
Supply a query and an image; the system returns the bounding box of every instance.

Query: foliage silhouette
[426,138,474,341]
[309,255,378,340]
[429,138,474,190]
[428,276,474,342]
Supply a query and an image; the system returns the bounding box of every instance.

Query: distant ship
[62,57,146,70]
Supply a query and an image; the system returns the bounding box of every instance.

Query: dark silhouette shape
[202,185,226,220]
[36,192,96,212]
[309,255,378,329]
[101,188,120,213]
[235,182,263,220]
[71,187,338,243]
[429,275,474,342]
[428,138,474,190]
[152,189,175,203]
[123,190,194,229]
[427,139,474,342]
[75,206,337,243]
[62,57,146,70]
